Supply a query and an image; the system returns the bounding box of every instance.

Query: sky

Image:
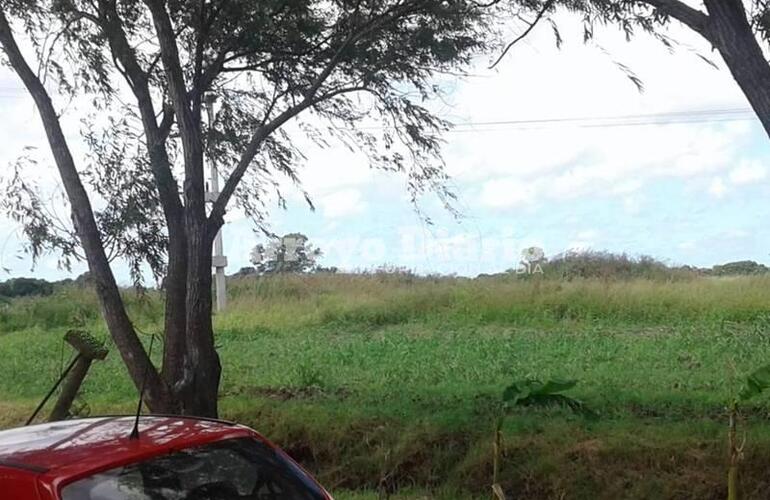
[0,12,769,283]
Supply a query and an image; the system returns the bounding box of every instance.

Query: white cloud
[575,229,599,241]
[566,229,599,252]
[623,195,644,215]
[319,189,366,218]
[699,161,767,199]
[612,179,644,195]
[708,177,727,198]
[729,161,766,185]
[463,120,750,209]
[438,12,757,212]
[469,112,750,208]
[478,177,537,208]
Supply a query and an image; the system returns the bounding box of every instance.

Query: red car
[0,415,333,499]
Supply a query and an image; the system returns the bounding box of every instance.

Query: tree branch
[641,0,711,36]
[94,1,184,218]
[490,0,555,69]
[191,0,207,120]
[192,46,230,100]
[158,101,175,139]
[143,0,206,217]
[207,1,427,229]
[143,0,191,116]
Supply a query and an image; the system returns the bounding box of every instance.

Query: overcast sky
[0,12,768,282]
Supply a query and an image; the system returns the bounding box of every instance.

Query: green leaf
[502,378,544,404]
[739,364,770,401]
[502,378,596,419]
[539,378,577,394]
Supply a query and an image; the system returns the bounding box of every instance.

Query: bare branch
[490,0,555,69]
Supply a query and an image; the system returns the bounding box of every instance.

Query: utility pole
[205,94,227,312]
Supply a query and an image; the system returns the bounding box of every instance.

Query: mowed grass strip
[2,273,770,498]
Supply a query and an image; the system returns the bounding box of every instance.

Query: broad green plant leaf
[739,364,770,402]
[502,378,596,419]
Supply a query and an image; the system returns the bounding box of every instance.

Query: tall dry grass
[217,272,770,334]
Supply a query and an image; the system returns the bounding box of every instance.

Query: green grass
[3,273,770,498]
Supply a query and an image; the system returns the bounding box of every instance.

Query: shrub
[0,277,53,298]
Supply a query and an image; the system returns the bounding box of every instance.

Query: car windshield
[60,437,327,500]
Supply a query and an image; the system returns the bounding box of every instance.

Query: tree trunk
[162,235,189,405]
[180,221,221,417]
[703,0,770,139]
[142,0,223,416]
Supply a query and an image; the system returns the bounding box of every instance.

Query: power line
[450,107,753,128]
[0,90,757,129]
[342,107,757,133]
[445,112,756,132]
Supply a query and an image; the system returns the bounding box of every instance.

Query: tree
[0,0,519,417]
[634,1,770,138]
[494,0,770,138]
[250,233,321,275]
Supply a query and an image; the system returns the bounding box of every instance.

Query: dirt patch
[566,438,604,460]
[222,385,351,401]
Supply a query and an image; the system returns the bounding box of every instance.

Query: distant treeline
[0,273,93,299]
[0,278,54,299]
[497,251,770,281]
[1,253,768,300]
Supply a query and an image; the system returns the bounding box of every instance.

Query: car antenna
[130,333,156,440]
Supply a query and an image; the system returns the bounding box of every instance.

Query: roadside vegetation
[2,259,770,498]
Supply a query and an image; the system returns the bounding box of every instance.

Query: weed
[2,274,770,498]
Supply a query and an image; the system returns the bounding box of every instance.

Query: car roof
[0,415,256,476]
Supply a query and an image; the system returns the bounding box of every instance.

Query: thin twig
[490,0,555,69]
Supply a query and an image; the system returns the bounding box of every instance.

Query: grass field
[2,273,770,498]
